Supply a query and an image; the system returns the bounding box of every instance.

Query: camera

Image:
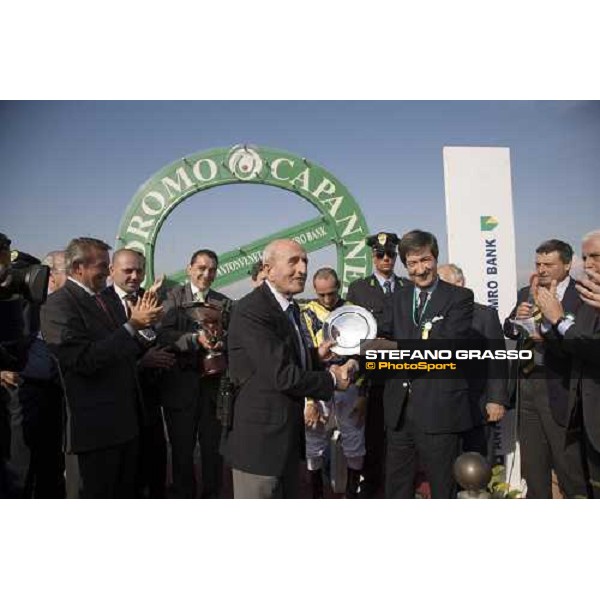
[0,232,50,369]
[0,234,49,304]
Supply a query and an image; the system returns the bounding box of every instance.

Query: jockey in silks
[300,268,366,499]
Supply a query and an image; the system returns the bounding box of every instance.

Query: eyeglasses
[375,250,397,259]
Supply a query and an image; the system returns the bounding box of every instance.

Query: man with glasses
[347,231,407,497]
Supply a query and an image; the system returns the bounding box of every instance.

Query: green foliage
[487,465,523,499]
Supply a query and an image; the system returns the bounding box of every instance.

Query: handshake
[318,339,359,391]
[329,360,359,391]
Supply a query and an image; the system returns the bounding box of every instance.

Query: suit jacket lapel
[562,279,581,315]
[261,284,305,367]
[66,280,115,329]
[102,286,127,325]
[397,285,417,339]
[421,281,447,326]
[184,283,194,303]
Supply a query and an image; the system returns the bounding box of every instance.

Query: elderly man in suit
[101,249,175,498]
[536,230,600,497]
[158,249,231,498]
[40,237,163,498]
[503,239,587,498]
[223,239,354,499]
[346,231,408,497]
[438,263,508,460]
[380,230,474,499]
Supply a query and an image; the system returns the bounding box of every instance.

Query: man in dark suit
[380,230,474,499]
[157,249,231,498]
[346,231,407,497]
[101,249,175,498]
[19,251,67,498]
[503,239,587,498]
[40,237,163,498]
[438,263,509,460]
[536,231,600,497]
[223,239,353,499]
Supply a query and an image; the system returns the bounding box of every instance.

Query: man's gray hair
[438,263,465,286]
[42,250,67,273]
[582,230,600,244]
[64,237,111,274]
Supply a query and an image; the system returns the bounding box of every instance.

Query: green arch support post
[116,144,371,296]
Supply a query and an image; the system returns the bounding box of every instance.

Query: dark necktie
[415,290,428,323]
[286,303,307,368]
[383,280,392,296]
[123,293,137,319]
[94,294,119,328]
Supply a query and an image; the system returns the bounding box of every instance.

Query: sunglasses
[375,250,397,259]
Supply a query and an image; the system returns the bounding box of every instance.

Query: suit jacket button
[402,382,408,388]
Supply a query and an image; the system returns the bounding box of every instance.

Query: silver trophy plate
[323,305,377,355]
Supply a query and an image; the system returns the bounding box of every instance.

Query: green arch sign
[116,145,371,295]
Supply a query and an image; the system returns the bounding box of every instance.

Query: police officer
[347,232,408,497]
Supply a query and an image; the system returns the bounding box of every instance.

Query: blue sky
[2,101,599,297]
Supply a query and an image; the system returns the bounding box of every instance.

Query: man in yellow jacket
[301,267,366,498]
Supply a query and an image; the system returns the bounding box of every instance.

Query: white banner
[443,146,517,322]
[443,147,522,488]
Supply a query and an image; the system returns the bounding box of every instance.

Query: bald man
[224,239,354,498]
[101,248,175,498]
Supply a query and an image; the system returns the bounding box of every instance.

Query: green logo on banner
[480,216,499,231]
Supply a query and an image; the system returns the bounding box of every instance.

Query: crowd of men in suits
[1,227,600,499]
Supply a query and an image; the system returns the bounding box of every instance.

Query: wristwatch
[552,314,574,336]
[137,328,157,344]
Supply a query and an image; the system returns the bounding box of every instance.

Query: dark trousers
[19,379,65,499]
[461,424,491,460]
[519,375,587,498]
[77,437,139,499]
[386,399,461,499]
[582,430,600,499]
[135,405,167,499]
[164,377,223,499]
[362,384,385,497]
[1,388,12,498]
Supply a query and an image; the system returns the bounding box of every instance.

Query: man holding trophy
[158,249,231,499]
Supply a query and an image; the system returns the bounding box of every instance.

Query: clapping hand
[536,280,564,325]
[147,274,165,296]
[129,293,164,330]
[576,269,600,310]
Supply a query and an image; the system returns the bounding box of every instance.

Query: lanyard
[412,288,431,327]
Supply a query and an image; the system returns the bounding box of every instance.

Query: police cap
[366,232,399,253]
